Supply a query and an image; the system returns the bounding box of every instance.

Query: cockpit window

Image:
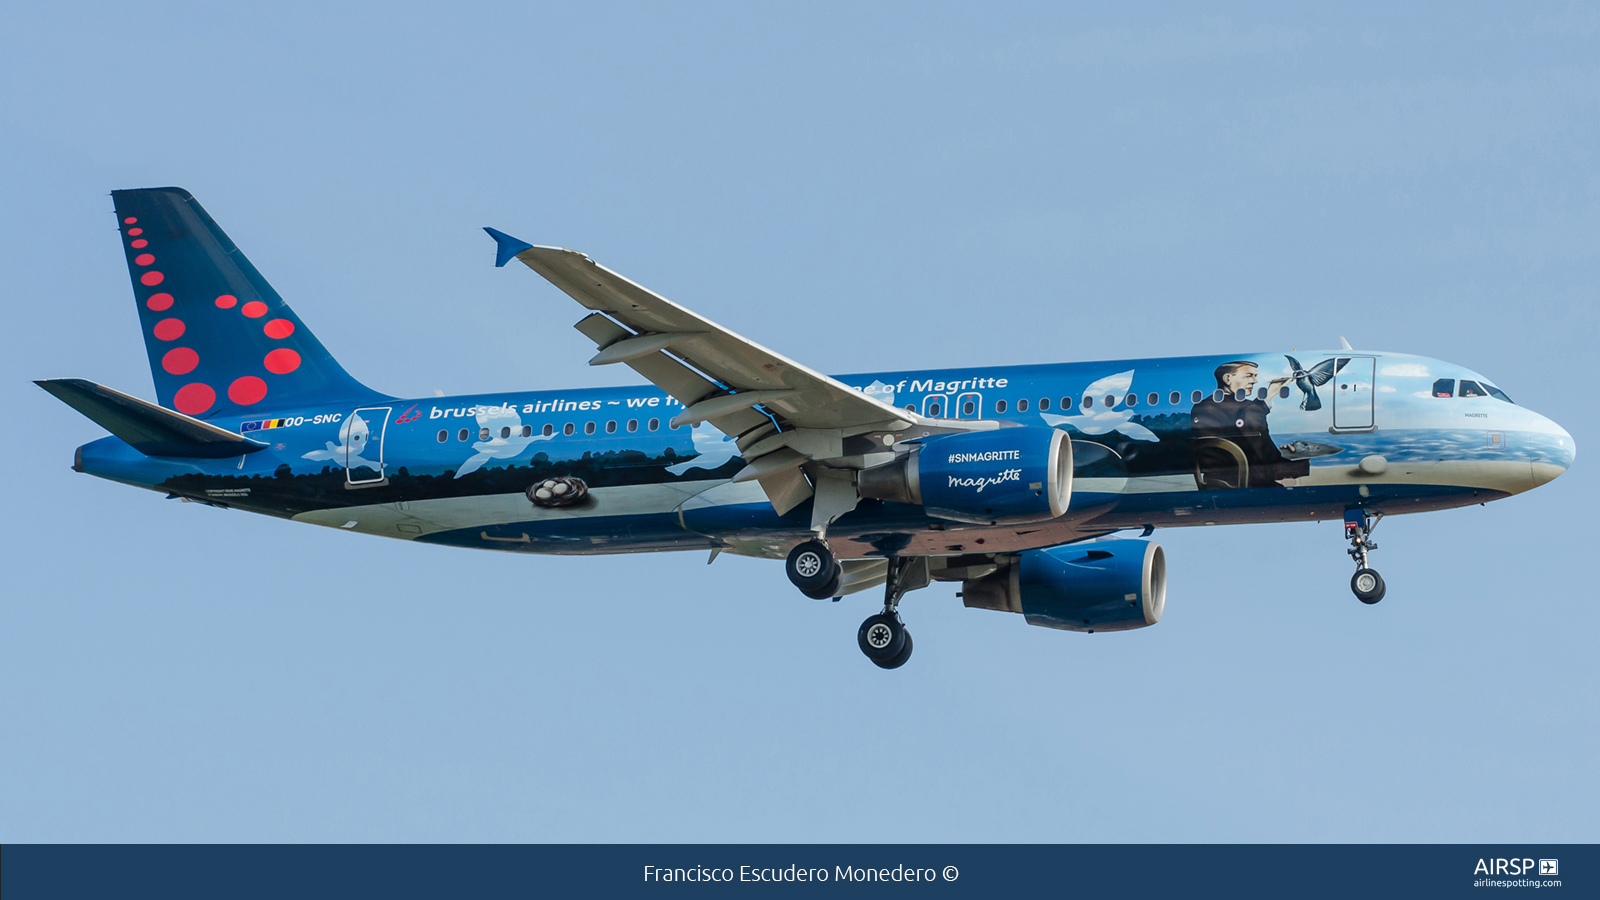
[1433,379,1455,398]
[1482,383,1515,404]
[1458,380,1487,398]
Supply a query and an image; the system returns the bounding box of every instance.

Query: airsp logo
[1473,858,1550,876]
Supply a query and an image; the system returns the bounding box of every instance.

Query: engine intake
[961,539,1166,632]
[857,426,1072,525]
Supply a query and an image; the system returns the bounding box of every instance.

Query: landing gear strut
[857,556,928,669]
[786,539,841,599]
[1345,509,1386,605]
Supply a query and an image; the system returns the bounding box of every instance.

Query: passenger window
[1104,394,1116,408]
[606,420,617,433]
[1060,396,1072,410]
[458,428,469,442]
[479,428,491,441]
[904,404,916,411]
[1483,384,1515,404]
[585,422,597,434]
[563,423,575,436]
[928,402,942,417]
[1213,389,1225,402]
[627,419,639,432]
[1082,396,1093,409]
[542,424,554,436]
[1125,393,1138,407]
[1433,379,1456,398]
[521,425,532,437]
[1234,389,1247,401]
[436,430,447,443]
[1018,398,1029,412]
[648,418,660,431]
[1256,388,1267,400]
[500,426,511,439]
[1148,392,1158,406]
[1192,390,1204,403]
[1038,397,1049,411]
[962,400,974,416]
[1169,391,1181,405]
[1279,386,1290,399]
[1458,380,1487,398]
[995,399,1008,414]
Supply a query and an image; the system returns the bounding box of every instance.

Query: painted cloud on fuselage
[1040,370,1159,442]
[302,411,380,470]
[667,423,740,475]
[456,405,553,478]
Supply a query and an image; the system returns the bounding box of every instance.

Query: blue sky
[2,2,1596,841]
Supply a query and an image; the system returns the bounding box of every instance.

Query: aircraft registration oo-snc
[40,188,1576,668]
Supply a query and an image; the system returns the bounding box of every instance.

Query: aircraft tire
[873,629,913,669]
[1352,568,1386,605]
[787,540,840,598]
[857,613,906,662]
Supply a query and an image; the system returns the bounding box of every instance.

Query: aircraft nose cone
[1532,417,1576,487]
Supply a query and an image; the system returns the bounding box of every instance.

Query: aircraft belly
[291,482,708,542]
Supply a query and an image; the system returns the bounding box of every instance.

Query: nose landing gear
[1345,509,1386,604]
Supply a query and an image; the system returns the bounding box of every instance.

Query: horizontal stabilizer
[36,378,268,458]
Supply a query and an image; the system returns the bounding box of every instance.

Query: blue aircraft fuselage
[75,349,1574,563]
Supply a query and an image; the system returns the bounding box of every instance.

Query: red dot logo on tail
[146,293,174,311]
[229,376,267,405]
[241,301,267,318]
[264,319,294,339]
[173,383,214,415]
[134,253,155,266]
[162,347,198,375]
[140,271,164,286]
[264,348,301,374]
[131,239,148,249]
[123,217,137,225]
[215,294,238,309]
[153,318,185,341]
[128,227,143,236]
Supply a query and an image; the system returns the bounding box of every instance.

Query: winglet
[1339,335,1354,351]
[483,227,534,268]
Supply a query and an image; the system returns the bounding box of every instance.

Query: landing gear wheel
[787,540,841,599]
[873,629,913,669]
[1351,568,1386,604]
[857,612,906,662]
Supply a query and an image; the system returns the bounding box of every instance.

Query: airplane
[39,187,1576,669]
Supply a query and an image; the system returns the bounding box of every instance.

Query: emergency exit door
[1332,357,1375,432]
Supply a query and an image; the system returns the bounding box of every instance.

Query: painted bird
[1284,355,1346,411]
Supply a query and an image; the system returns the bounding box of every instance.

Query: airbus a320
[39,188,1576,668]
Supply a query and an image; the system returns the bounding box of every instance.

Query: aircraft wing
[487,230,983,520]
[497,239,916,431]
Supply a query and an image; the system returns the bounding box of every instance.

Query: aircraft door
[1332,357,1375,432]
[346,406,392,486]
[955,392,983,419]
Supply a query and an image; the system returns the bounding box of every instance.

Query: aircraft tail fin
[110,187,387,417]
[36,378,268,458]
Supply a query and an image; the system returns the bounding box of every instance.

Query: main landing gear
[1345,509,1386,605]
[786,541,928,669]
[857,556,929,669]
[786,539,842,599]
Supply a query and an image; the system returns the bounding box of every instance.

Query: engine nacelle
[961,539,1166,632]
[857,426,1071,525]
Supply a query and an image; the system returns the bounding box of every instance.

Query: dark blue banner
[2,844,1593,898]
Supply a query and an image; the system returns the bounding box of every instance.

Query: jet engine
[857,426,1072,525]
[960,538,1166,632]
